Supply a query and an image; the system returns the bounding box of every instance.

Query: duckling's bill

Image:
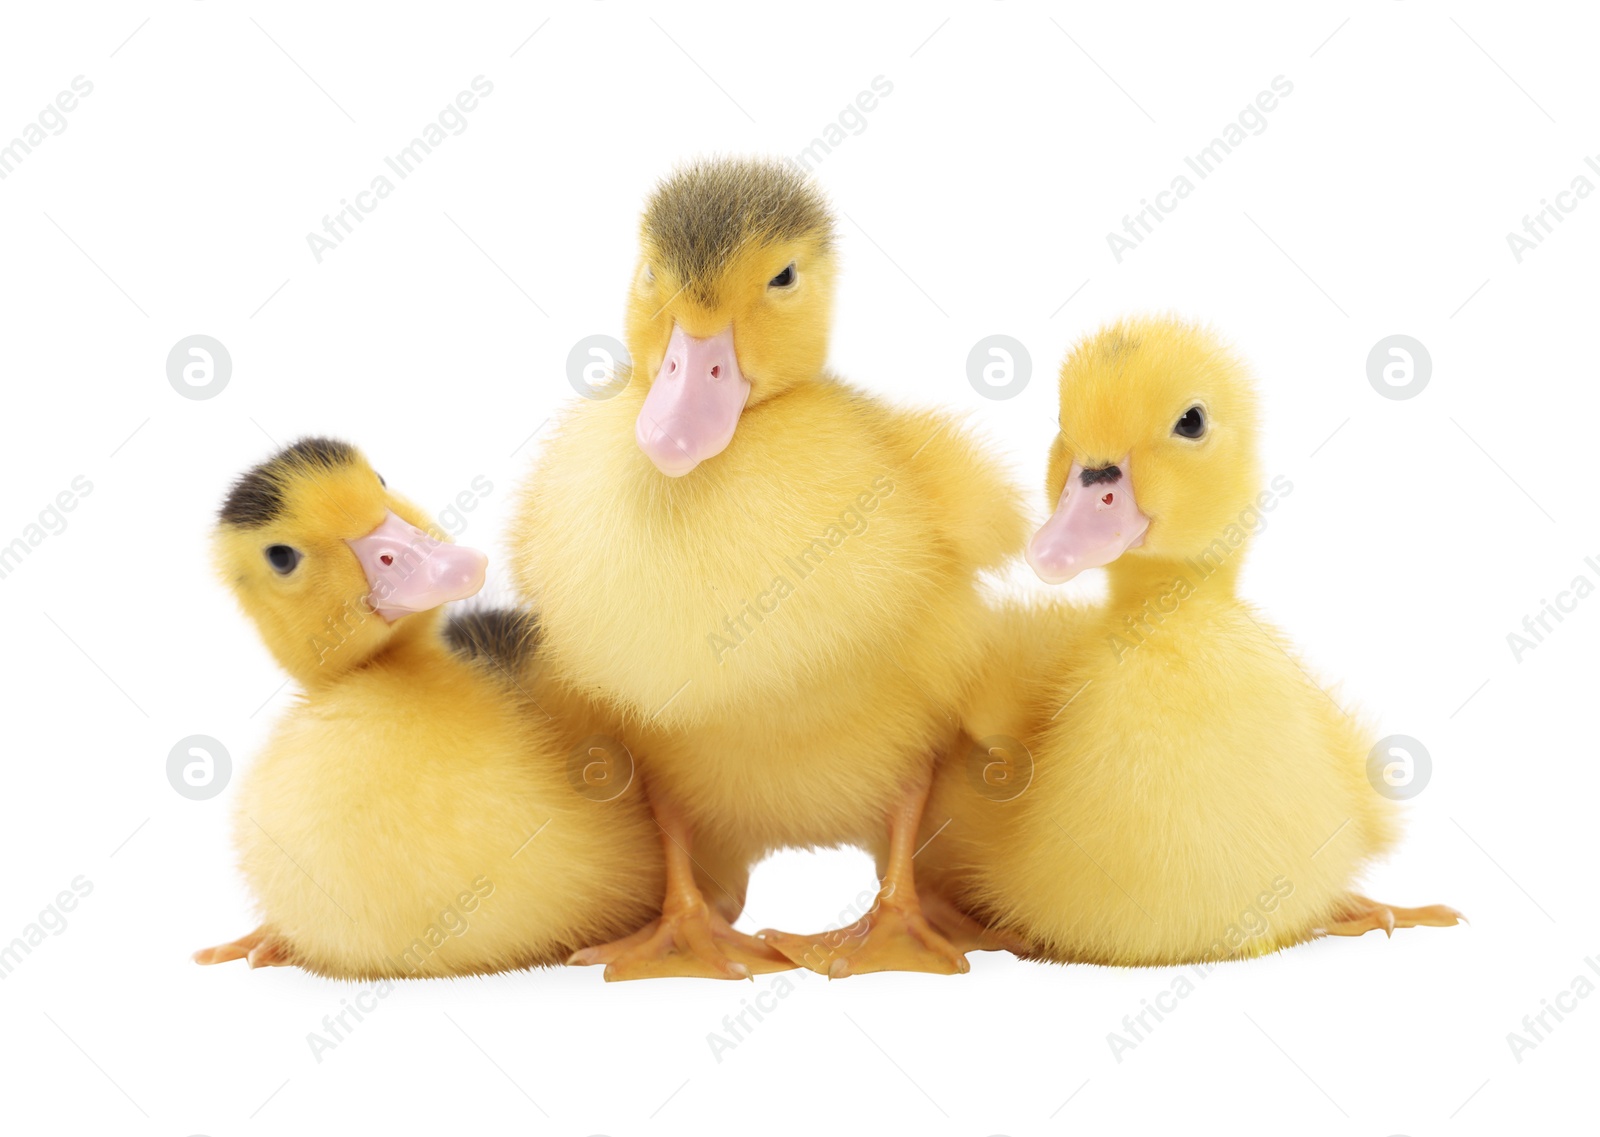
[1026,456,1150,585]
[635,323,751,477]
[346,510,488,621]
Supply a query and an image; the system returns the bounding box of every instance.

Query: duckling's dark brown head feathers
[642,157,834,304]
[444,606,541,675]
[219,437,358,527]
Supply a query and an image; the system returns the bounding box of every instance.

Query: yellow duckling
[510,158,1026,979]
[925,319,1460,965]
[194,439,663,977]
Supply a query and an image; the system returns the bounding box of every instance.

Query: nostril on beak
[1101,492,1114,506]
[710,364,721,379]
[380,553,394,566]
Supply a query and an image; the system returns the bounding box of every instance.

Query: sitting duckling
[194,439,663,977]
[510,158,1026,979]
[924,319,1460,965]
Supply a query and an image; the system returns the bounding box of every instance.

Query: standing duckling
[194,439,663,977]
[510,158,1026,979]
[924,319,1460,965]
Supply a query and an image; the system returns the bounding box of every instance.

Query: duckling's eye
[264,545,301,575]
[768,263,796,289]
[1173,405,1206,439]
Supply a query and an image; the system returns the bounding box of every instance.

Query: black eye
[265,545,301,574]
[768,263,796,288]
[1173,405,1206,439]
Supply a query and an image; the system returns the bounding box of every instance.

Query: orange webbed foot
[193,925,292,968]
[760,887,972,978]
[569,902,796,982]
[1319,894,1464,938]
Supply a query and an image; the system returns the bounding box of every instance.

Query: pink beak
[635,323,751,477]
[345,511,487,622]
[1026,457,1150,585]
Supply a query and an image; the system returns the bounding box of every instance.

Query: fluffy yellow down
[509,159,1026,878]
[923,319,1400,966]
[216,443,664,977]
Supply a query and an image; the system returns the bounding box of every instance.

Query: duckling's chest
[1041,607,1351,829]
[521,407,963,722]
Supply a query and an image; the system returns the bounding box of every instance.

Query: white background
[1,2,1595,1134]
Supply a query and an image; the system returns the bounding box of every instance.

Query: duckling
[510,158,1027,979]
[922,319,1460,965]
[193,439,664,977]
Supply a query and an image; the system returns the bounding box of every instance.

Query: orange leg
[193,925,292,969]
[568,798,794,981]
[1319,894,1464,938]
[760,778,971,978]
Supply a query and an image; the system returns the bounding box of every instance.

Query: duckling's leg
[759,777,972,978]
[192,925,292,968]
[566,800,795,982]
[1319,894,1464,938]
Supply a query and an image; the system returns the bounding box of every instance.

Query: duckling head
[214,438,488,682]
[626,156,837,476]
[1028,318,1261,586]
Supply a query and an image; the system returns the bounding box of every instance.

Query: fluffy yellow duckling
[924,319,1460,965]
[194,439,663,977]
[510,158,1026,979]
